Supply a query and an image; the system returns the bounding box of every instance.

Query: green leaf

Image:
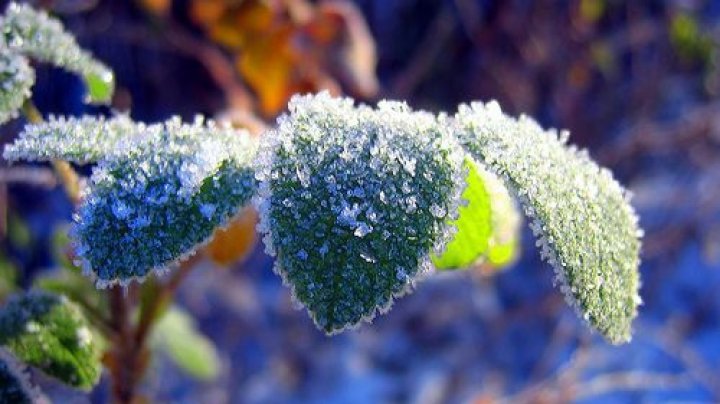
[82,70,115,104]
[34,269,108,326]
[0,48,34,124]
[150,306,220,381]
[255,93,465,334]
[1,2,115,105]
[455,101,642,344]
[73,117,257,287]
[0,350,39,404]
[432,157,522,271]
[482,160,522,270]
[431,158,493,269]
[0,291,102,389]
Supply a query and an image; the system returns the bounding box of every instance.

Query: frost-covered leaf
[454,101,642,344]
[150,306,220,381]
[1,2,114,104]
[73,117,257,287]
[3,114,140,164]
[0,291,102,389]
[0,350,40,404]
[255,92,464,334]
[0,47,33,125]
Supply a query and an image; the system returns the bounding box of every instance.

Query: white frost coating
[65,116,257,288]
[454,101,642,344]
[0,47,34,124]
[3,114,141,163]
[254,92,465,334]
[75,326,92,348]
[1,2,114,103]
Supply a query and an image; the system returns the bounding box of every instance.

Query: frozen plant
[0,2,643,402]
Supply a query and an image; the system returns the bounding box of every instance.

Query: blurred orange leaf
[205,206,258,267]
[189,0,378,115]
[138,0,172,17]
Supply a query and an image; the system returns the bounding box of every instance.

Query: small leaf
[0,291,102,389]
[3,114,139,164]
[34,269,108,325]
[255,92,465,334]
[150,306,220,381]
[455,101,642,344]
[0,48,34,125]
[1,2,115,104]
[0,350,40,404]
[72,117,257,287]
[82,71,115,105]
[204,205,258,267]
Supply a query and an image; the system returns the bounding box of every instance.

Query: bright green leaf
[432,158,492,269]
[432,157,521,271]
[0,291,102,389]
[82,70,115,104]
[151,306,220,381]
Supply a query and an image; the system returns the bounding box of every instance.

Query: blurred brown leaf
[189,0,378,115]
[137,0,172,17]
[204,206,258,267]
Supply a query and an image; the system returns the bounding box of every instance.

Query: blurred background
[1,0,720,402]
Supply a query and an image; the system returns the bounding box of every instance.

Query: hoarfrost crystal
[454,101,642,344]
[71,117,257,287]
[1,2,114,104]
[255,92,465,334]
[0,48,33,124]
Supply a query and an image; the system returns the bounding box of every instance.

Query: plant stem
[134,255,198,347]
[109,285,137,404]
[108,257,198,403]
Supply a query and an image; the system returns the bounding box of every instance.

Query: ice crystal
[0,46,33,124]
[71,116,257,287]
[255,92,465,334]
[0,292,101,389]
[1,2,114,104]
[3,114,139,163]
[454,101,642,344]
